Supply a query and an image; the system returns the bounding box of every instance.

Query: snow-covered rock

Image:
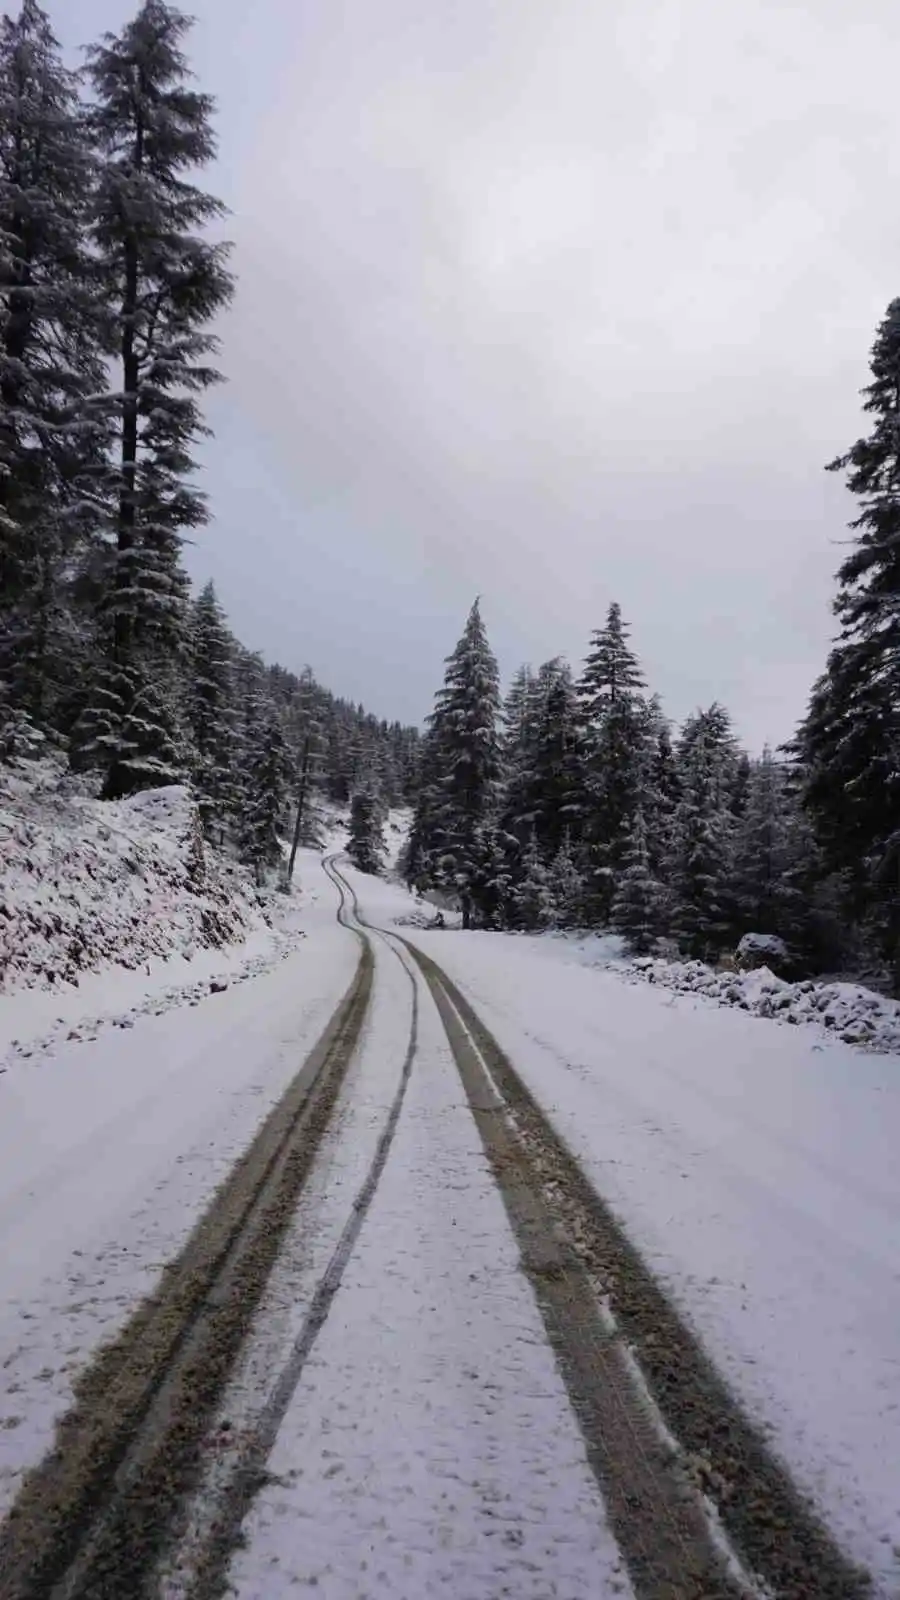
[628,954,900,1053]
[735,931,791,973]
[0,759,273,994]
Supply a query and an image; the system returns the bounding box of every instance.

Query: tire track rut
[401,937,871,1600]
[0,878,372,1600]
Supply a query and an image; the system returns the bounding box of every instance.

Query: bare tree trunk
[284,735,312,892]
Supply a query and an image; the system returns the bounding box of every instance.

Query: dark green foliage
[240,716,291,883]
[732,750,816,952]
[0,1,108,727]
[346,789,385,875]
[670,706,737,960]
[187,581,236,838]
[795,298,900,987]
[78,0,234,795]
[409,599,503,926]
[611,809,663,954]
[577,603,648,921]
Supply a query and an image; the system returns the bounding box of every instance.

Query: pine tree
[402,725,440,891]
[346,789,385,875]
[732,749,814,951]
[638,694,679,888]
[510,833,557,930]
[499,663,538,844]
[611,809,662,954]
[517,658,582,859]
[240,715,291,883]
[187,580,235,839]
[547,833,584,929]
[795,299,900,989]
[577,602,647,921]
[579,601,645,725]
[82,0,233,798]
[0,1,107,733]
[418,599,503,927]
[671,706,738,961]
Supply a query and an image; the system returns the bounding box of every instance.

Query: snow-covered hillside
[0,759,278,997]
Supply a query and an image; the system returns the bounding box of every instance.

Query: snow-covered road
[0,870,358,1516]
[340,876,898,1597]
[225,931,630,1600]
[1,851,897,1599]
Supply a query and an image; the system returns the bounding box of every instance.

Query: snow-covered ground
[4,804,899,1594]
[226,931,631,1600]
[625,954,900,1052]
[0,761,275,992]
[0,760,319,1074]
[347,866,900,1597]
[0,851,358,1515]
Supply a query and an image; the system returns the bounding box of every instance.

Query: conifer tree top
[87,1,221,180]
[579,600,645,720]
[827,296,900,642]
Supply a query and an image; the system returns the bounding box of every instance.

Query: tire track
[401,937,872,1600]
[177,856,420,1600]
[0,881,372,1600]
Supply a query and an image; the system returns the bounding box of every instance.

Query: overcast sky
[52,0,900,745]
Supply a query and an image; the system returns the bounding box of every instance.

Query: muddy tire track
[405,940,871,1600]
[0,925,372,1600]
[172,861,420,1600]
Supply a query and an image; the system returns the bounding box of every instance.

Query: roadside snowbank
[0,868,357,1517]
[621,957,900,1054]
[0,759,274,996]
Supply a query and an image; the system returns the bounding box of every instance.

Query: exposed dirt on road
[408,941,872,1600]
[0,935,372,1600]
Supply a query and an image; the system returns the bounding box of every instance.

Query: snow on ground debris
[0,759,272,995]
[623,956,900,1053]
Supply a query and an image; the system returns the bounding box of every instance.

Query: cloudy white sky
[53,0,900,745]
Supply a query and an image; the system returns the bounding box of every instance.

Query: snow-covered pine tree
[638,694,679,890]
[795,299,900,989]
[732,748,814,951]
[532,660,583,858]
[423,599,503,927]
[499,663,538,843]
[507,659,582,852]
[187,580,235,841]
[83,0,233,799]
[510,833,557,930]
[402,724,441,892]
[547,832,584,929]
[346,789,386,875]
[240,714,291,884]
[730,751,752,818]
[670,705,739,961]
[0,0,108,734]
[577,602,647,921]
[611,808,662,954]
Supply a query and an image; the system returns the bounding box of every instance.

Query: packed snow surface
[347,866,900,1597]
[0,852,358,1514]
[228,934,631,1600]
